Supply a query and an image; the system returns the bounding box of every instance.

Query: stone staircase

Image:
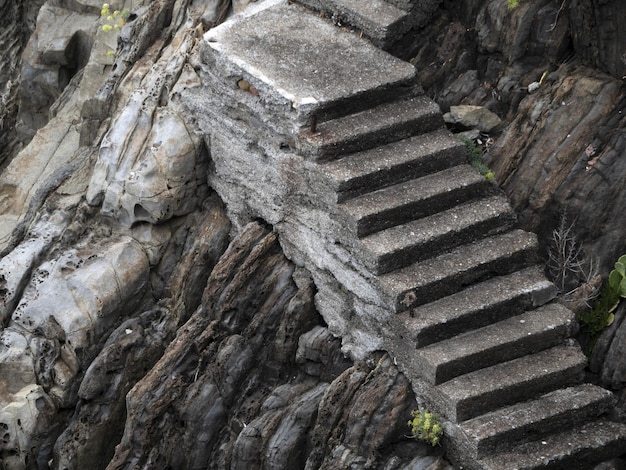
[195,1,626,468]
[296,70,626,470]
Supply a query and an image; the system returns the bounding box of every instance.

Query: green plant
[101,3,130,29]
[508,0,521,9]
[461,136,495,182]
[577,255,626,353]
[100,3,130,57]
[408,409,443,446]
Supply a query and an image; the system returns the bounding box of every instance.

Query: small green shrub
[100,3,130,57]
[508,0,521,9]
[578,254,626,354]
[461,136,495,182]
[408,410,443,447]
[101,3,130,29]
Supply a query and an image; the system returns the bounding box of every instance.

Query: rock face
[0,0,625,468]
[0,0,452,469]
[407,0,626,274]
[0,0,46,164]
[102,223,434,470]
[405,0,626,434]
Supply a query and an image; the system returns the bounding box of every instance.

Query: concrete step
[339,164,492,238]
[358,195,516,274]
[202,1,419,133]
[317,129,466,203]
[386,0,415,11]
[415,304,578,385]
[296,95,442,161]
[398,266,557,347]
[455,384,616,460]
[477,420,626,470]
[433,344,587,422]
[379,229,539,312]
[294,0,412,49]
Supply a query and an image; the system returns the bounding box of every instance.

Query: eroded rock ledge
[0,0,625,468]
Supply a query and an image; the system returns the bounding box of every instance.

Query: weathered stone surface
[484,64,625,274]
[86,29,209,227]
[53,197,231,470]
[443,105,502,132]
[11,236,150,402]
[569,0,626,80]
[201,0,418,129]
[591,302,626,390]
[18,3,98,140]
[53,308,173,470]
[0,0,624,468]
[0,0,46,164]
[103,223,435,470]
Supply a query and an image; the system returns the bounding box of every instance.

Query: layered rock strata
[181,1,626,468]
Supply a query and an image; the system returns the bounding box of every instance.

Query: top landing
[202,0,418,125]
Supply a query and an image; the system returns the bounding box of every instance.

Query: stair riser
[422,324,578,386]
[443,363,585,422]
[309,82,422,129]
[353,180,492,238]
[365,212,516,275]
[394,245,538,312]
[302,110,444,161]
[470,398,615,459]
[335,144,467,203]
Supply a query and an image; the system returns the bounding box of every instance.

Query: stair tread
[320,128,466,202]
[380,229,538,311]
[416,303,577,385]
[477,420,626,470]
[203,1,418,130]
[295,0,410,48]
[329,0,407,29]
[435,344,587,422]
[458,384,615,458]
[359,195,515,273]
[296,95,442,160]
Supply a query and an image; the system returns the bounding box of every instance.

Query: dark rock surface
[404,0,626,422]
[0,0,46,164]
[0,0,624,468]
[103,223,443,470]
[407,0,626,274]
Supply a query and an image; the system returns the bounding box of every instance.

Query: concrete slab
[359,195,515,274]
[202,0,416,122]
[295,0,410,49]
[379,229,538,312]
[435,344,587,421]
[458,384,615,459]
[416,304,577,385]
[399,266,557,348]
[296,95,440,160]
[478,420,626,470]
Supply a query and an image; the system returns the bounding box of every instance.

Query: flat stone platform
[202,0,418,124]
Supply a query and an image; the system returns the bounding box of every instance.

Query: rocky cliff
[0,0,624,468]
[404,0,626,408]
